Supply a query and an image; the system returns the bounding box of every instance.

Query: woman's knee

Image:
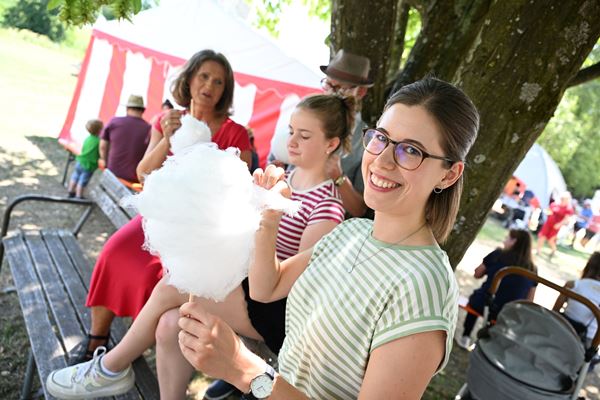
[155,308,180,344]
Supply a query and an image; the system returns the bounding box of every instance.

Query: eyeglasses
[362,128,456,171]
[320,78,357,95]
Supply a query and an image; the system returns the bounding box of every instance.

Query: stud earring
[433,187,443,194]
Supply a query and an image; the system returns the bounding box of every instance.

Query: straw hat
[320,49,374,87]
[125,94,145,109]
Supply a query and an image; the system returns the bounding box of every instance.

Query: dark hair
[503,229,536,272]
[162,99,174,110]
[581,252,600,280]
[385,77,479,243]
[86,119,104,136]
[295,94,356,153]
[171,49,234,116]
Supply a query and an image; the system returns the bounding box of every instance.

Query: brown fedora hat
[320,49,374,87]
[125,94,145,109]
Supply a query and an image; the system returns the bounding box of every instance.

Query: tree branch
[568,62,600,87]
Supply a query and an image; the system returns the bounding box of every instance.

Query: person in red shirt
[536,191,574,258]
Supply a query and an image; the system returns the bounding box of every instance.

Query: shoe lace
[72,346,107,383]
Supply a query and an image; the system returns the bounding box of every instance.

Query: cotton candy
[123,117,299,301]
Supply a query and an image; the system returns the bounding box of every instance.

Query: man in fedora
[99,94,151,183]
[321,49,373,218]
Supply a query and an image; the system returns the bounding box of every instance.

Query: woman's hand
[160,109,184,140]
[178,302,265,391]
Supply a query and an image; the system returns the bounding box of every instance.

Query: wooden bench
[0,170,159,400]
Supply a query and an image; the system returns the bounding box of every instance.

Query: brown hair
[86,119,104,136]
[385,77,479,243]
[504,229,536,272]
[295,94,356,153]
[171,49,234,116]
[581,252,600,280]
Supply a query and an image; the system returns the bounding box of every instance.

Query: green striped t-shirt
[278,218,459,399]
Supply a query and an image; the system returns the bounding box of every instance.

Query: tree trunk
[330,0,404,125]
[333,0,600,267]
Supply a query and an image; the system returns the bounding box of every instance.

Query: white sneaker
[46,346,135,399]
[455,336,474,351]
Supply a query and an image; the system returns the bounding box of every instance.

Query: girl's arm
[473,263,487,279]
[358,330,446,399]
[526,286,537,301]
[552,280,575,311]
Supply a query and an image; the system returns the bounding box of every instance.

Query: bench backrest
[89,170,138,229]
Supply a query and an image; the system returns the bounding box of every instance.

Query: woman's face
[503,234,516,249]
[287,108,338,169]
[361,103,460,216]
[188,60,226,111]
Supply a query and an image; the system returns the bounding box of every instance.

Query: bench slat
[98,170,138,219]
[25,232,86,356]
[57,230,94,289]
[4,234,66,399]
[90,186,132,229]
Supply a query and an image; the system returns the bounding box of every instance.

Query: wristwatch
[246,364,276,399]
[334,175,346,187]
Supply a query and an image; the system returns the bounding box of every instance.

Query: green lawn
[0,27,88,143]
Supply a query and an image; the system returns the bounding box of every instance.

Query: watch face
[250,374,274,398]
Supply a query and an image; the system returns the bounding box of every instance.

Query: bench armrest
[1,194,94,239]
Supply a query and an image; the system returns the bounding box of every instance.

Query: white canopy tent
[58,0,321,166]
[514,143,567,208]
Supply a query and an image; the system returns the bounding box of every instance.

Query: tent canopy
[513,143,567,208]
[58,0,321,166]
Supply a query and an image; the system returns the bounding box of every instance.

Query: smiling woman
[177,78,480,400]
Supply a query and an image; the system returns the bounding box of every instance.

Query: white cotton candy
[169,114,212,153]
[123,117,300,301]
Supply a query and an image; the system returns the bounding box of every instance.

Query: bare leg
[76,184,85,198]
[156,285,263,399]
[67,180,76,194]
[536,236,545,253]
[548,236,557,255]
[88,306,114,351]
[156,309,194,400]
[102,276,188,372]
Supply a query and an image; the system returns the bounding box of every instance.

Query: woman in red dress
[535,191,574,258]
[78,49,252,362]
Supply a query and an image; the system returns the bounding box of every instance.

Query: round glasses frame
[362,128,456,171]
[320,78,357,95]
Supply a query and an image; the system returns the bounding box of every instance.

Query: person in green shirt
[68,119,103,198]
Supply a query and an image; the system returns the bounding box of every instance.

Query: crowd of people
[44,45,597,400]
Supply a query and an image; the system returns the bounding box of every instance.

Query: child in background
[67,119,103,198]
[456,229,538,350]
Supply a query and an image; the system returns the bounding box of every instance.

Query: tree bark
[332,0,600,267]
[329,0,403,125]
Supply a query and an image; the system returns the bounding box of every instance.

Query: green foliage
[2,0,66,42]
[246,0,329,38]
[402,8,421,65]
[46,0,156,26]
[538,42,600,198]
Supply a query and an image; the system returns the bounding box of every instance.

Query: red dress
[86,116,250,318]
[539,202,574,240]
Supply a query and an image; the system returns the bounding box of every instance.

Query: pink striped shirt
[276,175,345,260]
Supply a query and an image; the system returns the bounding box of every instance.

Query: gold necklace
[350,222,428,271]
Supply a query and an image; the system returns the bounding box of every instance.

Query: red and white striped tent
[58,0,321,167]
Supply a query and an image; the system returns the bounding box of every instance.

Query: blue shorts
[70,161,94,187]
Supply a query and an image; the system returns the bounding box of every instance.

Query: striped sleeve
[371,256,455,350]
[307,196,345,225]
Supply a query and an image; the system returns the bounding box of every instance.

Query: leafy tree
[2,0,65,42]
